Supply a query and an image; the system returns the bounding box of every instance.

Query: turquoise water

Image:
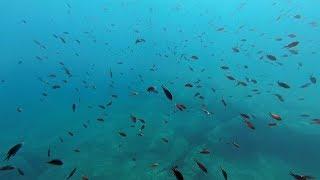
[1,0,320,179]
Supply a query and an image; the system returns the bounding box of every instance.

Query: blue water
[1,0,320,179]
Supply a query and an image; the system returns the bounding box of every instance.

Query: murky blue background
[1,0,319,179]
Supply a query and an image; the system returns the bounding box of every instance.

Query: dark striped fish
[17,168,24,176]
[4,143,23,161]
[220,167,228,180]
[194,160,208,173]
[66,168,77,179]
[47,159,63,166]
[161,85,173,101]
[172,167,184,180]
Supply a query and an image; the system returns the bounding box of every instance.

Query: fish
[220,66,229,70]
[288,34,296,38]
[52,85,61,89]
[59,137,64,143]
[300,83,311,88]
[268,122,277,127]
[147,86,158,93]
[106,101,112,107]
[220,167,228,180]
[161,85,173,101]
[270,113,282,121]
[310,119,320,125]
[289,171,315,180]
[190,55,199,60]
[74,149,80,153]
[244,119,255,130]
[47,159,63,166]
[98,105,106,109]
[194,160,208,173]
[199,96,204,99]
[35,56,43,61]
[48,74,56,78]
[176,104,186,111]
[0,165,15,171]
[236,81,248,87]
[232,47,240,53]
[198,95,205,100]
[188,66,194,71]
[300,114,310,118]
[202,108,211,115]
[266,54,277,61]
[277,81,290,89]
[130,91,139,96]
[310,75,316,84]
[221,99,227,108]
[33,40,46,49]
[59,37,66,43]
[130,115,137,123]
[138,118,145,124]
[150,163,159,168]
[139,124,145,131]
[251,79,258,84]
[240,113,250,119]
[172,167,184,180]
[273,94,284,102]
[294,14,301,19]
[63,67,72,77]
[82,176,89,180]
[161,138,169,143]
[217,27,225,31]
[83,123,88,128]
[17,168,24,176]
[66,168,77,179]
[72,104,76,112]
[97,118,104,122]
[118,131,127,137]
[4,143,23,161]
[226,75,236,80]
[135,38,145,44]
[184,83,193,87]
[232,141,240,149]
[16,107,23,112]
[284,41,299,48]
[199,148,210,154]
[68,131,74,136]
